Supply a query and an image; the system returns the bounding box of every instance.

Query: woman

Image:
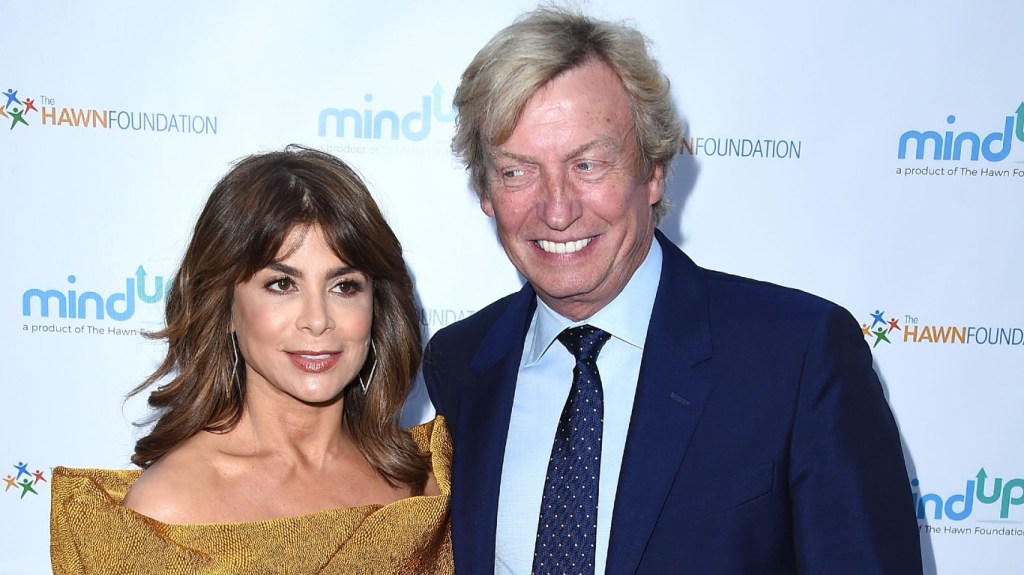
[50,146,452,574]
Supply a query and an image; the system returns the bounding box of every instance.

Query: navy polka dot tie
[532,325,611,575]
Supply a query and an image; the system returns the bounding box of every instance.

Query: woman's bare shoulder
[122,435,221,524]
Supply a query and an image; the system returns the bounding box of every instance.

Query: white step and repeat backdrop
[2,1,1021,573]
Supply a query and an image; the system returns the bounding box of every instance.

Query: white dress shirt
[495,238,663,575]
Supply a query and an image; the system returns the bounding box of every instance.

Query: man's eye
[502,168,526,179]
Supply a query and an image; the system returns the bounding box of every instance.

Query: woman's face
[230,225,373,405]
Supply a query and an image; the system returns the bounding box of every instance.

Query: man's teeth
[537,238,591,254]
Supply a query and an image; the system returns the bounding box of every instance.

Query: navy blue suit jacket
[423,231,923,574]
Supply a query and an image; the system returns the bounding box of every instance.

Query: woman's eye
[334,280,364,296]
[266,277,295,293]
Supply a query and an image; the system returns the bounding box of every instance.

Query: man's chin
[529,280,592,301]
[532,282,602,306]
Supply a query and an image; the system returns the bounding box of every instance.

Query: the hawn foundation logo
[896,102,1024,179]
[862,309,1024,348]
[679,128,802,160]
[2,85,217,135]
[3,462,47,500]
[2,88,36,130]
[914,469,1024,538]
[417,307,476,329]
[862,309,903,347]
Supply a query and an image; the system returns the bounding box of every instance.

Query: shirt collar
[525,236,663,365]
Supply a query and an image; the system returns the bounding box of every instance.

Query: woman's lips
[287,352,341,373]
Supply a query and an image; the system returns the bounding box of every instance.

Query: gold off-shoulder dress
[50,417,453,575]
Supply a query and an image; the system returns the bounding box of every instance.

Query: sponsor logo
[318,84,454,142]
[895,103,1024,179]
[913,469,1024,537]
[3,462,47,500]
[417,307,476,329]
[862,309,1024,347]
[863,309,902,347]
[2,85,217,135]
[680,132,802,159]
[898,103,1024,163]
[1,88,36,130]
[22,267,168,327]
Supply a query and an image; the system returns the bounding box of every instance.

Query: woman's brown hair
[129,145,428,492]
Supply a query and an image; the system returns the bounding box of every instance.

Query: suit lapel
[606,232,715,573]
[451,285,536,574]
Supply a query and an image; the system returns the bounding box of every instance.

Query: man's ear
[647,164,665,206]
[481,194,495,217]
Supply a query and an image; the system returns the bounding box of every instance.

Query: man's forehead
[485,59,632,145]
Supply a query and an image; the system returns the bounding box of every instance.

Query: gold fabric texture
[50,417,453,574]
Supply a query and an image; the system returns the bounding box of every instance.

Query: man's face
[481,58,663,321]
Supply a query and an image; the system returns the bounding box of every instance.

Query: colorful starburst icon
[3,88,36,130]
[6,462,46,498]
[864,309,900,347]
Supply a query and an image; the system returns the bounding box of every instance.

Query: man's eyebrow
[563,136,620,161]
[489,147,535,164]
[490,136,621,165]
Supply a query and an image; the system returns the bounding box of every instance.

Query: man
[424,7,922,574]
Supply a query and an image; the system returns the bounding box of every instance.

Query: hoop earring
[359,340,377,394]
[228,331,240,399]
